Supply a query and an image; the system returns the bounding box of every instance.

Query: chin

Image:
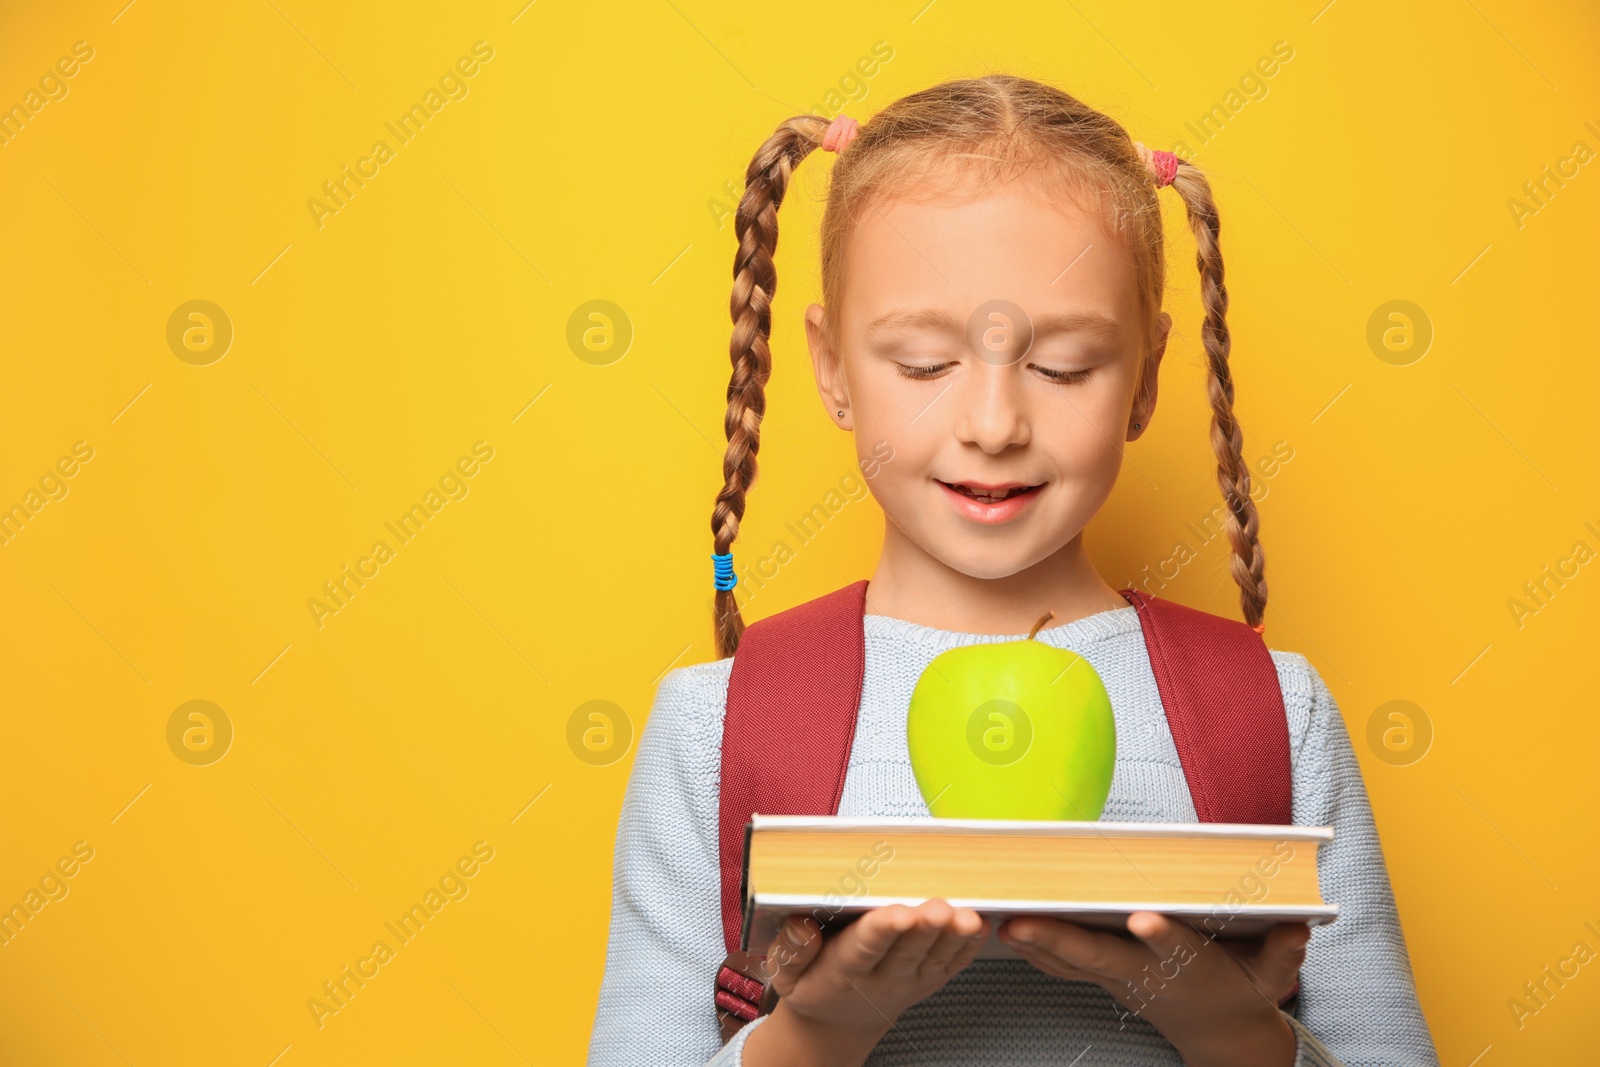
[924,537,1053,581]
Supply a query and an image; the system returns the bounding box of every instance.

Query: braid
[712,115,831,659]
[1168,161,1269,631]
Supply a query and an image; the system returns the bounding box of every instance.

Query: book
[739,814,1338,960]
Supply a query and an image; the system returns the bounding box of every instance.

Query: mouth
[936,479,1045,524]
[938,480,1043,501]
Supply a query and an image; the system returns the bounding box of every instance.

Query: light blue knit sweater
[587,603,1440,1066]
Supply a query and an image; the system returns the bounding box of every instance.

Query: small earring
[837,410,845,418]
[1133,421,1142,430]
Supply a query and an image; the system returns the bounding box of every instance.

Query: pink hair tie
[822,114,860,154]
[1134,141,1180,188]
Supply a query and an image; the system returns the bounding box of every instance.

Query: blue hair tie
[711,552,737,591]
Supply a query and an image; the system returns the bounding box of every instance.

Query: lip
[950,480,1032,492]
[937,479,1044,525]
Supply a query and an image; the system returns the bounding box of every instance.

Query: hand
[997,912,1308,1067]
[742,900,990,1067]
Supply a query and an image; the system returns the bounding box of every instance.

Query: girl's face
[805,181,1170,581]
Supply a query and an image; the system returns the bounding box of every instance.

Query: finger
[1000,917,1149,980]
[875,900,956,977]
[1008,940,1103,983]
[1261,922,1312,963]
[834,904,919,975]
[763,915,824,996]
[1125,911,1207,967]
[1222,923,1310,969]
[946,917,992,972]
[1242,922,1312,992]
[919,909,987,974]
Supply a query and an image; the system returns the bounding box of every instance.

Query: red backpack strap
[1117,589,1292,824]
[714,580,868,1039]
[1119,587,1300,1007]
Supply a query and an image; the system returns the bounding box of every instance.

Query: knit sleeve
[585,659,752,1067]
[1272,651,1441,1066]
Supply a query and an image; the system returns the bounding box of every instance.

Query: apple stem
[1029,610,1057,641]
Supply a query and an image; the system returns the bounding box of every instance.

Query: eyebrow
[865,307,1123,340]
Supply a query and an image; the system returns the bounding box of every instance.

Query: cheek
[859,429,929,501]
[1039,393,1126,470]
[847,378,940,472]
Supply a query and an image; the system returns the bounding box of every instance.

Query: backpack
[712,579,1297,1044]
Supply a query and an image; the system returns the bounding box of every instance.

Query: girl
[588,76,1438,1066]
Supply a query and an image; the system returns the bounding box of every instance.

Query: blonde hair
[711,75,1266,658]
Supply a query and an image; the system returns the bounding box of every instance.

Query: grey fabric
[588,604,1440,1066]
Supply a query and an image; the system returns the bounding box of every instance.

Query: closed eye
[894,362,955,381]
[895,362,1093,383]
[1033,365,1093,384]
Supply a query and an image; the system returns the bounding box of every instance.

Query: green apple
[906,611,1116,820]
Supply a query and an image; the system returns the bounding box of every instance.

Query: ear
[1128,311,1170,442]
[805,302,852,431]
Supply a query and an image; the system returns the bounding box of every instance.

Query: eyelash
[894,363,1093,384]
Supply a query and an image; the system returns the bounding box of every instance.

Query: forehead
[835,183,1141,334]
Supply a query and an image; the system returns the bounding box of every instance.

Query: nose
[954,360,1031,454]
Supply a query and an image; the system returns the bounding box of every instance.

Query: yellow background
[2,0,1596,1063]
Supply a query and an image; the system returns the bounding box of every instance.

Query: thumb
[1261,922,1311,968]
[1242,922,1311,997]
[763,916,824,997]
